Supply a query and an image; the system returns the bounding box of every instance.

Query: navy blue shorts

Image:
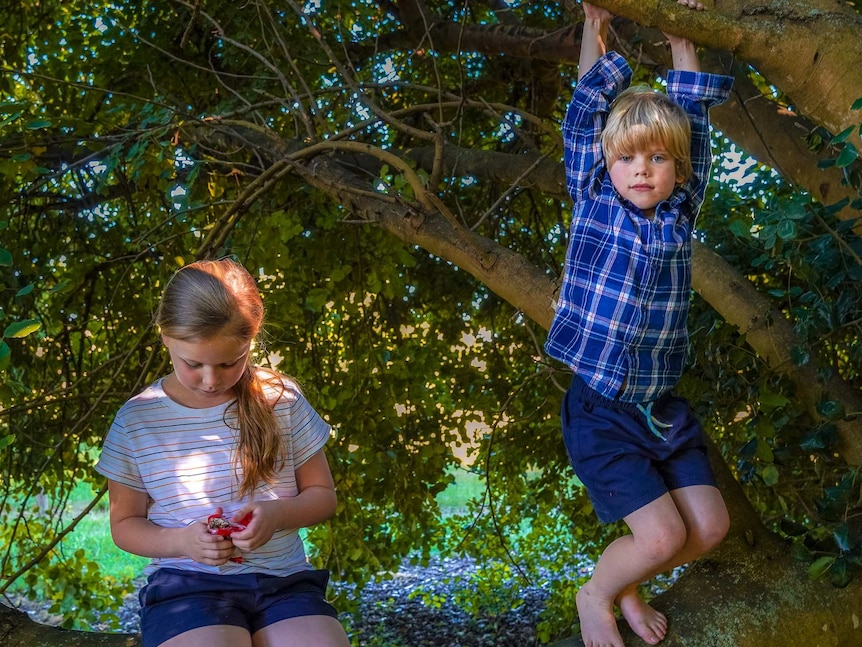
[139,568,338,647]
[561,375,716,524]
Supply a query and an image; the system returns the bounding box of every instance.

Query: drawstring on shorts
[636,401,672,441]
[572,375,673,442]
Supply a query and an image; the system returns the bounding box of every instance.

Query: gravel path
[340,557,553,647]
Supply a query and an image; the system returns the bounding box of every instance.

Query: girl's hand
[182,519,237,565]
[227,501,281,552]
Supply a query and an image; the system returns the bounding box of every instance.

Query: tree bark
[0,603,139,646]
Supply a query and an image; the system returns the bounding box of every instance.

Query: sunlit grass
[60,485,148,581]
[436,468,486,516]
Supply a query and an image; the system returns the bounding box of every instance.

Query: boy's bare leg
[577,493,686,647]
[614,485,728,645]
[576,485,728,647]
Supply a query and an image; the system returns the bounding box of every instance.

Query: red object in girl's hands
[206,512,253,562]
[206,514,246,536]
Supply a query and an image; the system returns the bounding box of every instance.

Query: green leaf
[817,400,846,421]
[728,220,751,239]
[26,119,53,130]
[759,383,790,412]
[791,541,813,562]
[15,284,34,297]
[0,112,22,128]
[835,144,859,168]
[834,523,852,552]
[780,518,808,537]
[739,437,758,458]
[830,559,851,588]
[790,345,810,366]
[49,278,71,294]
[808,555,835,580]
[776,220,797,240]
[0,434,14,449]
[3,319,41,338]
[0,341,9,370]
[829,126,854,144]
[761,464,780,486]
[0,247,11,266]
[0,101,24,113]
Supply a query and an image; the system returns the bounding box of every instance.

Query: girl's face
[608,144,684,218]
[161,334,251,408]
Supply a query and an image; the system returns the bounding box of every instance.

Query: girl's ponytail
[230,365,286,498]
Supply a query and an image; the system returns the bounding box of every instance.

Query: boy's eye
[618,155,632,162]
[652,154,667,163]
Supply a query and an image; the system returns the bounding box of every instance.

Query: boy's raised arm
[579,3,613,81]
[665,33,700,73]
[665,0,708,72]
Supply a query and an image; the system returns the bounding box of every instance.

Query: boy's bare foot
[576,582,625,647]
[618,589,668,645]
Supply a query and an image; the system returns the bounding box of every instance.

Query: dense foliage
[1,0,861,642]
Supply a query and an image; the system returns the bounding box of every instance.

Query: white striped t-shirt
[95,375,330,577]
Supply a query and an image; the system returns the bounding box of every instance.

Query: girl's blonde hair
[602,85,693,182]
[155,258,285,499]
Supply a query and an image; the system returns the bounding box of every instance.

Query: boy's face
[608,144,685,217]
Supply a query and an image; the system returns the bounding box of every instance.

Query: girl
[96,259,350,647]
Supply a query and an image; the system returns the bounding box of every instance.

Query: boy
[545,3,734,646]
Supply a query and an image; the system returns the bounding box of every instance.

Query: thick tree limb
[587,0,862,146]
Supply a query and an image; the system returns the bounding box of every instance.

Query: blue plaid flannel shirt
[545,52,733,403]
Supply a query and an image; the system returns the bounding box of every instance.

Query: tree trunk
[0,603,139,646]
[551,537,862,647]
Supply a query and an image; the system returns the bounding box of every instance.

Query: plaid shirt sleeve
[562,52,632,206]
[666,70,734,220]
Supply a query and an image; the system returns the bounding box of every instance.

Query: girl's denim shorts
[139,567,337,647]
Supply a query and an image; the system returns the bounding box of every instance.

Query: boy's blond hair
[601,85,693,182]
